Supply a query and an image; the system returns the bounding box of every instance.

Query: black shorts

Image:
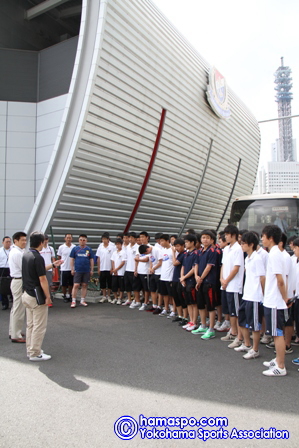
[100,271,112,289]
[149,274,160,293]
[133,274,150,292]
[196,283,217,312]
[215,280,222,306]
[61,270,74,288]
[221,290,229,315]
[264,306,285,337]
[244,301,263,331]
[111,276,125,293]
[124,271,134,292]
[294,300,299,335]
[182,279,196,306]
[226,292,242,317]
[73,272,90,284]
[172,281,186,309]
[158,280,172,296]
[284,303,294,327]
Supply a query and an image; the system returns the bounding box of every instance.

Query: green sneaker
[201,330,216,340]
[191,325,207,335]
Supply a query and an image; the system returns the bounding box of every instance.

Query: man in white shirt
[8,232,27,342]
[157,234,174,317]
[0,236,12,310]
[97,232,115,302]
[123,232,139,306]
[57,233,75,302]
[40,234,55,302]
[220,225,244,347]
[261,225,288,376]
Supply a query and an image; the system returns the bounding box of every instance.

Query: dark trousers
[0,268,10,307]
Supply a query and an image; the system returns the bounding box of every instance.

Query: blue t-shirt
[70,245,94,273]
[172,251,186,282]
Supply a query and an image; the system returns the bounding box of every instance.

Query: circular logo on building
[206,67,231,119]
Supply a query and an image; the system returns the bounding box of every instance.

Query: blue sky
[154,0,299,167]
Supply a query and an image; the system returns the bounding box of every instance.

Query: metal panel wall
[25,0,260,246]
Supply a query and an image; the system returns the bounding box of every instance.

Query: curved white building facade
[0,0,260,244]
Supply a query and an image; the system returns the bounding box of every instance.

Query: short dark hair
[2,236,11,242]
[139,244,149,254]
[13,231,27,242]
[160,234,170,241]
[44,234,49,240]
[30,231,45,248]
[115,238,123,245]
[186,228,196,235]
[184,234,197,244]
[123,232,130,237]
[65,233,72,237]
[288,235,297,244]
[292,238,299,247]
[79,234,88,239]
[129,232,137,239]
[117,233,124,238]
[155,232,163,239]
[261,225,281,245]
[174,238,185,246]
[170,234,178,239]
[140,231,149,239]
[200,229,215,241]
[280,232,287,249]
[219,234,226,243]
[223,225,239,238]
[241,231,258,251]
[239,229,249,236]
[102,232,109,239]
[218,230,225,237]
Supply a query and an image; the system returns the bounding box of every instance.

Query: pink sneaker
[80,301,88,307]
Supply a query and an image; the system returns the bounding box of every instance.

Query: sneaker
[116,299,122,305]
[99,296,108,303]
[260,334,272,344]
[217,321,230,332]
[139,303,147,311]
[80,301,88,307]
[228,338,242,349]
[182,321,192,329]
[111,298,117,304]
[130,301,141,309]
[266,341,275,349]
[29,353,51,362]
[243,349,260,360]
[146,306,156,312]
[274,346,293,354]
[178,318,188,326]
[63,295,68,303]
[262,366,287,376]
[70,301,76,308]
[107,296,112,303]
[191,325,207,335]
[186,324,197,331]
[291,337,299,346]
[234,343,252,352]
[159,309,168,316]
[172,316,182,323]
[292,357,299,365]
[221,331,236,342]
[153,307,162,315]
[167,311,176,319]
[214,321,222,331]
[263,358,277,368]
[201,330,216,340]
[122,300,131,306]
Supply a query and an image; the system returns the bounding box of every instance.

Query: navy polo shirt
[195,245,218,285]
[182,249,197,274]
[173,251,186,282]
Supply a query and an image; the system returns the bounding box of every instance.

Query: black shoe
[152,307,162,315]
[178,319,188,326]
[172,316,182,322]
[2,305,9,310]
[63,296,69,303]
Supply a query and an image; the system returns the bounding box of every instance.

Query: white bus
[229,193,299,239]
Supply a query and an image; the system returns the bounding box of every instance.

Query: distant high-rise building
[274,57,295,162]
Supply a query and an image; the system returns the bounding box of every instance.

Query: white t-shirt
[57,243,75,271]
[264,245,287,309]
[0,247,11,268]
[8,245,24,277]
[282,249,294,298]
[257,246,269,271]
[222,242,244,294]
[111,249,127,276]
[150,246,162,275]
[243,251,265,302]
[293,257,299,296]
[96,244,115,271]
[125,243,139,272]
[137,245,151,275]
[40,245,55,271]
[160,247,174,282]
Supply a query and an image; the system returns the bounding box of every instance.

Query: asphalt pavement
[0,298,298,447]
